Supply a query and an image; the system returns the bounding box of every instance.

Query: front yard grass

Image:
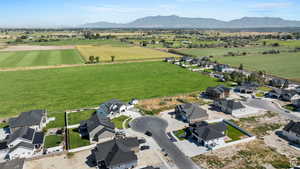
[46,112,65,129]
[67,110,95,125]
[0,122,8,128]
[68,128,90,149]
[44,135,63,148]
[225,125,245,142]
[258,86,272,92]
[173,129,187,141]
[283,104,297,111]
[111,115,130,129]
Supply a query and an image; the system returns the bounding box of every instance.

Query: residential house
[92,137,139,169]
[175,103,208,123]
[164,57,176,63]
[79,113,115,143]
[296,86,300,94]
[180,56,193,63]
[235,82,259,94]
[7,127,44,160]
[268,89,300,102]
[9,110,48,132]
[205,85,231,100]
[189,121,227,149]
[292,99,300,108]
[214,99,246,115]
[96,99,127,117]
[141,166,160,169]
[0,158,24,169]
[214,64,235,73]
[0,141,8,159]
[282,121,300,144]
[269,78,288,88]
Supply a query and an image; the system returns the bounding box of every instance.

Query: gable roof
[93,137,139,167]
[83,113,115,134]
[8,127,35,144]
[97,99,125,116]
[176,103,208,120]
[283,121,300,135]
[206,85,231,95]
[8,142,35,154]
[215,99,245,110]
[9,110,45,128]
[32,132,44,145]
[0,159,25,169]
[191,122,227,141]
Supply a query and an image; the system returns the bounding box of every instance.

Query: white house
[96,99,128,118]
[189,122,227,149]
[282,121,300,144]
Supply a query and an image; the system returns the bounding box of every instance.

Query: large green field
[0,62,221,118]
[0,49,83,68]
[19,39,129,46]
[216,52,300,81]
[178,46,290,57]
[262,40,300,47]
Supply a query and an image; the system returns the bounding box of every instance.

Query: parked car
[145,131,152,136]
[140,145,150,151]
[138,138,146,144]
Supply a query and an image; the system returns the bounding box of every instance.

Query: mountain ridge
[81,15,300,28]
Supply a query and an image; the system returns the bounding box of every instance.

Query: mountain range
[81,15,300,28]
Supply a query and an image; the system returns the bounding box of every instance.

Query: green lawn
[46,112,65,129]
[67,110,95,125]
[262,40,300,47]
[0,49,83,68]
[17,39,130,46]
[215,52,300,81]
[173,129,186,141]
[0,122,8,128]
[111,115,130,129]
[0,61,222,118]
[68,128,90,149]
[225,125,245,142]
[44,135,63,148]
[178,46,290,57]
[124,118,132,128]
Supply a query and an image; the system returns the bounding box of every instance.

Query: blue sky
[1,0,299,27]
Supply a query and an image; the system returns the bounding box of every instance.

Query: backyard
[0,61,222,118]
[68,128,90,149]
[44,135,63,148]
[67,110,95,125]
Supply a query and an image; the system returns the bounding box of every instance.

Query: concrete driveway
[131,116,202,169]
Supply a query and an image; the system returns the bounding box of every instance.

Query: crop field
[178,46,291,57]
[262,40,300,47]
[77,45,174,62]
[216,52,300,81]
[0,49,83,68]
[0,61,222,118]
[20,39,129,46]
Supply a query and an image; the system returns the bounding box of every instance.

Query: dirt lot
[0,45,74,52]
[24,151,92,169]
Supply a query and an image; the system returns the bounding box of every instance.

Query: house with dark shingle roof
[292,99,300,109]
[96,99,127,117]
[6,127,44,160]
[205,85,231,100]
[282,121,300,144]
[79,113,115,143]
[269,78,288,88]
[91,137,139,169]
[268,89,300,102]
[235,82,259,94]
[0,158,24,169]
[213,99,246,115]
[189,121,227,149]
[175,103,208,123]
[9,110,47,132]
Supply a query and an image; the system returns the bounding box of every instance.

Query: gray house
[213,99,246,115]
[79,113,115,143]
[235,82,259,94]
[282,121,300,144]
[268,89,300,102]
[175,103,208,123]
[205,85,231,100]
[96,99,127,117]
[9,110,47,132]
[269,78,288,88]
[92,137,139,169]
[189,121,227,149]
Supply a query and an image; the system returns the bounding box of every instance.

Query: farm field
[20,39,129,46]
[178,46,290,57]
[77,45,175,62]
[262,39,300,47]
[0,61,222,118]
[0,49,83,68]
[215,52,300,81]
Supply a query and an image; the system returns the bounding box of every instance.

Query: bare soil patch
[0,45,75,52]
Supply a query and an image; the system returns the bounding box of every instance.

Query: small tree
[95,56,100,63]
[89,56,95,63]
[111,56,115,62]
[239,64,244,70]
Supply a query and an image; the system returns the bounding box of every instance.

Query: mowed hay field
[216,52,300,81]
[0,49,83,68]
[77,45,174,62]
[0,62,221,117]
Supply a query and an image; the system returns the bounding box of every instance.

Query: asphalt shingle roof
[8,142,35,154]
[9,110,45,128]
[191,122,227,141]
[176,103,208,120]
[8,127,35,144]
[283,121,300,135]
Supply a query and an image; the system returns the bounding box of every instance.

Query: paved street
[131,116,202,169]
[245,98,300,121]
